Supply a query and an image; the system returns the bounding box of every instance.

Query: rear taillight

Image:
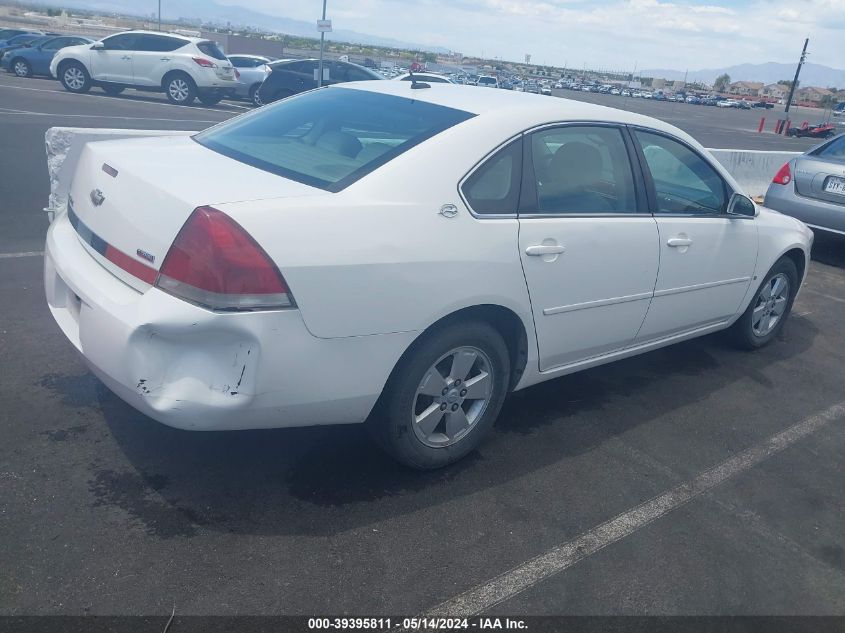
[156,206,293,311]
[772,162,792,185]
[192,57,216,68]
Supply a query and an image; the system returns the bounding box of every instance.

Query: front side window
[195,88,474,192]
[102,34,138,51]
[530,125,638,214]
[40,37,67,50]
[634,130,727,214]
[461,139,522,215]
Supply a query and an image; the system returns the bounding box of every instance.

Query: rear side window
[195,88,474,192]
[634,130,727,215]
[461,139,522,215]
[135,35,187,52]
[197,41,227,60]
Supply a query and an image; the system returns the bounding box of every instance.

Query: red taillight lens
[192,57,216,68]
[772,162,792,185]
[156,206,293,311]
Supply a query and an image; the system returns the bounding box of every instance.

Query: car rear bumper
[765,182,845,234]
[45,211,414,431]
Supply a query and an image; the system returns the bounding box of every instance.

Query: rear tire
[12,58,31,78]
[730,257,798,350]
[163,72,196,105]
[198,93,223,106]
[367,321,510,469]
[101,84,124,96]
[59,61,90,93]
[249,84,262,107]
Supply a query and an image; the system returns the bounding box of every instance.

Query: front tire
[12,58,31,78]
[163,72,197,105]
[249,84,262,107]
[368,321,510,469]
[101,84,124,96]
[730,257,798,350]
[59,61,90,93]
[198,92,223,106]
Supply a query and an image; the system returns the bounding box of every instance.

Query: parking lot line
[804,288,845,305]
[0,109,220,124]
[0,251,44,259]
[421,401,845,617]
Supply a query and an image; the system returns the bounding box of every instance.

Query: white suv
[50,31,237,106]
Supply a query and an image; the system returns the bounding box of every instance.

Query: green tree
[819,94,837,108]
[714,73,731,92]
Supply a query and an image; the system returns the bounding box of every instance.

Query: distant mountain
[25,0,451,53]
[641,62,845,88]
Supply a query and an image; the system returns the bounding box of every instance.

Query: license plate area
[824,176,845,195]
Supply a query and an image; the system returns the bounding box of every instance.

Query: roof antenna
[409,68,430,90]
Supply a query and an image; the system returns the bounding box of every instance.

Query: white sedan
[45,81,813,469]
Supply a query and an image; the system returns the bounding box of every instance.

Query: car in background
[228,54,271,106]
[524,81,540,94]
[610,88,620,96]
[752,101,775,109]
[540,84,552,96]
[0,29,42,47]
[45,80,811,469]
[394,72,454,84]
[831,103,844,117]
[685,95,701,104]
[717,99,738,108]
[765,133,845,236]
[735,100,752,110]
[0,32,45,61]
[476,75,498,88]
[51,31,237,105]
[256,58,383,104]
[2,35,93,77]
[621,89,632,97]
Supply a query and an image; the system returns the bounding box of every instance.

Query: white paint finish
[638,216,758,340]
[43,83,813,431]
[518,216,659,371]
[708,149,802,198]
[422,401,845,617]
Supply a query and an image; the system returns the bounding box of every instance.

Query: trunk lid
[68,135,324,292]
[793,154,845,206]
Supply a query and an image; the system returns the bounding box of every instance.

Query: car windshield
[194,88,475,192]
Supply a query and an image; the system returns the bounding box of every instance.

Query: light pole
[157,0,161,31]
[317,0,327,88]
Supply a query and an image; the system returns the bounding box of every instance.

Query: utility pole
[317,0,327,88]
[157,0,161,30]
[784,38,809,118]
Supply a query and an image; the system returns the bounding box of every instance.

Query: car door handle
[667,237,693,247]
[525,244,566,256]
[121,55,131,60]
[160,57,171,61]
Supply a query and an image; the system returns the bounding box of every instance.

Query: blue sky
[217,0,845,70]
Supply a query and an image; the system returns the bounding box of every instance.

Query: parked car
[477,75,499,88]
[51,31,237,105]
[227,54,271,106]
[685,95,701,105]
[832,103,845,117]
[540,84,552,96]
[765,133,845,236]
[256,58,383,104]
[394,72,454,84]
[0,32,45,61]
[0,29,42,47]
[45,81,812,469]
[717,99,738,108]
[2,35,93,77]
[752,101,775,109]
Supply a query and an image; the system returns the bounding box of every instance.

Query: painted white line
[0,110,219,124]
[422,401,845,617]
[0,251,44,259]
[805,289,845,305]
[0,82,241,115]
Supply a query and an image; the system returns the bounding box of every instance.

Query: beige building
[795,87,834,103]
[728,81,764,97]
[760,83,787,100]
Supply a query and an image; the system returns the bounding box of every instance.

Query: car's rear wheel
[101,84,124,96]
[249,84,262,107]
[60,61,90,93]
[730,257,798,350]
[164,72,196,105]
[368,321,510,469]
[198,93,223,106]
[12,58,31,78]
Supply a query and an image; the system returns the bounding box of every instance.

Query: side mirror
[727,192,757,218]
[91,41,104,50]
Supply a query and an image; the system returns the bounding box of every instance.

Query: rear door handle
[160,57,171,61]
[667,237,693,247]
[121,55,131,60]
[525,244,566,256]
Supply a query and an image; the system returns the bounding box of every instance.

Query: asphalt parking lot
[2,71,845,620]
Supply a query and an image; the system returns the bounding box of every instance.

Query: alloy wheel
[411,346,494,448]
[64,67,84,90]
[751,273,790,337]
[14,61,29,77]
[168,78,190,103]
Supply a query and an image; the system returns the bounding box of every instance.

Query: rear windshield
[197,40,227,60]
[194,88,475,192]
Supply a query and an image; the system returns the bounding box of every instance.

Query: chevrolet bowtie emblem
[90,189,105,207]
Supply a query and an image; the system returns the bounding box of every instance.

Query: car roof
[336,81,688,139]
[105,30,201,43]
[229,54,269,59]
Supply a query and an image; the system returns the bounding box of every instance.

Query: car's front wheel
[249,84,262,107]
[59,61,90,93]
[730,257,799,349]
[163,72,197,105]
[101,84,124,96]
[369,321,510,469]
[12,58,31,78]
[198,92,223,106]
